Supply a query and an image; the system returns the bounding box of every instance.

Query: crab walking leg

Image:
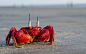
[49,27,55,45]
[6,27,17,46]
[28,14,31,28]
[36,29,50,42]
[49,32,55,45]
[11,30,19,48]
[43,25,55,45]
[6,31,12,45]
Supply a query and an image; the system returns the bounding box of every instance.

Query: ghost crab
[6,14,55,48]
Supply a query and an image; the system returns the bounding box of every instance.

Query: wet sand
[0,7,86,54]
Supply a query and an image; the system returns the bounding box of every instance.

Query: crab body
[6,14,55,48]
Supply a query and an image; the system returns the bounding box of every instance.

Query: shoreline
[0,6,86,8]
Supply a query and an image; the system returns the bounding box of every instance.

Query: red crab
[6,14,55,48]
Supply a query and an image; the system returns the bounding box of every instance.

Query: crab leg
[36,29,50,42]
[43,25,55,45]
[49,29,55,45]
[49,26,55,45]
[6,31,12,46]
[6,27,17,46]
[11,30,19,48]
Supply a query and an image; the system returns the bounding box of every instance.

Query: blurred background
[0,0,86,54]
[0,0,86,7]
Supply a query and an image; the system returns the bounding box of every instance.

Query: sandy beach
[0,7,86,54]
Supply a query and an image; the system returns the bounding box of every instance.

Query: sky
[0,0,86,6]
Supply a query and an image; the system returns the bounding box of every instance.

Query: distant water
[32,4,86,7]
[0,7,86,54]
[0,4,86,7]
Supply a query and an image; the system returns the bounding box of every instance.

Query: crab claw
[15,30,33,43]
[6,27,33,48]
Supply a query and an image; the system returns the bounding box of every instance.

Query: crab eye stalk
[28,14,31,28]
[29,14,30,21]
[36,16,39,27]
[37,16,38,21]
